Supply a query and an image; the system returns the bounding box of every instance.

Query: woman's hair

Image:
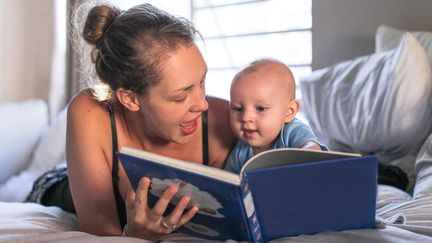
[72,2,198,101]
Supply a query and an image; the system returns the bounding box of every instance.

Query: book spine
[240,177,263,242]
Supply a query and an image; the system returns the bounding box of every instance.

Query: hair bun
[83,5,121,46]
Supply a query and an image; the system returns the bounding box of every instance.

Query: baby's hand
[301,141,322,151]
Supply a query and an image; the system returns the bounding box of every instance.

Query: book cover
[118,147,377,242]
[242,149,377,241]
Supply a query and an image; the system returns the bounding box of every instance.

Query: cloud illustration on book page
[150,178,224,218]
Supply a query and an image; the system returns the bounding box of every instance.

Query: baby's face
[230,70,293,152]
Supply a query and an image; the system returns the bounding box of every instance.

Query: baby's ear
[116,88,140,111]
[285,99,300,123]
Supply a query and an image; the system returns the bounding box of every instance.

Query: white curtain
[0,0,67,122]
[48,0,67,121]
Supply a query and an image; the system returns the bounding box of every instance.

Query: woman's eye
[256,106,267,112]
[173,96,187,102]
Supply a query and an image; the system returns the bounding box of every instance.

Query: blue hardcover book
[118,147,377,242]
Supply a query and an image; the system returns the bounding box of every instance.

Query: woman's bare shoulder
[69,89,104,112]
[206,96,236,165]
[68,89,110,122]
[207,96,230,115]
[67,89,111,138]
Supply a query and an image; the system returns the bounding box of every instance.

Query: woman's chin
[172,133,196,145]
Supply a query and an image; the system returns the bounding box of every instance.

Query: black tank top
[108,104,209,228]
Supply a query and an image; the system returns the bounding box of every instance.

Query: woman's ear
[285,99,300,123]
[116,88,140,111]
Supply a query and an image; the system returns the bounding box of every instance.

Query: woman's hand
[124,177,199,240]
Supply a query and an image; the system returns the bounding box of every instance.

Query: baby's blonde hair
[232,58,296,98]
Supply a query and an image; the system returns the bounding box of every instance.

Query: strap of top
[107,103,127,228]
[109,104,119,181]
[202,110,209,166]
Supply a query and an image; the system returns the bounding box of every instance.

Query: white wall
[312,0,432,70]
[0,0,54,103]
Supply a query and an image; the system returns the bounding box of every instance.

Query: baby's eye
[231,106,243,112]
[256,106,267,112]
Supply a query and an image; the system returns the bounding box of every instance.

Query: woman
[29,3,235,240]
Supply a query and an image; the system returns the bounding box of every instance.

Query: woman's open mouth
[180,115,200,135]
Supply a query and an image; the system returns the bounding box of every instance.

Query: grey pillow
[376,25,432,66]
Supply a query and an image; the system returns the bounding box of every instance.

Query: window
[192,0,312,101]
[110,0,312,101]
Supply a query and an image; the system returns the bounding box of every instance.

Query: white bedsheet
[2,134,432,242]
[0,201,431,243]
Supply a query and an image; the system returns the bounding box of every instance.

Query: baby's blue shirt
[224,118,327,173]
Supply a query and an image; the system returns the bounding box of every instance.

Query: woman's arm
[66,91,123,235]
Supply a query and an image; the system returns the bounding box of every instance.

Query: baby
[225,58,327,173]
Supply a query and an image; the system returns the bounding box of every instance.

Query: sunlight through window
[111,0,312,102]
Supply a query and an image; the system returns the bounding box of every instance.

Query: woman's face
[138,43,208,145]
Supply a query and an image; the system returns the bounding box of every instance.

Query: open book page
[241,148,361,172]
[121,146,241,185]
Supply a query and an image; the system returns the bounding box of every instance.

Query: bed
[1,25,432,242]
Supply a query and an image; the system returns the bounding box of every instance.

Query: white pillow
[0,107,67,202]
[376,25,432,66]
[0,201,78,232]
[0,99,48,184]
[28,106,67,173]
[300,33,432,162]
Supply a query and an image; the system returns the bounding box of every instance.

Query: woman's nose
[191,88,208,112]
[198,96,209,111]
